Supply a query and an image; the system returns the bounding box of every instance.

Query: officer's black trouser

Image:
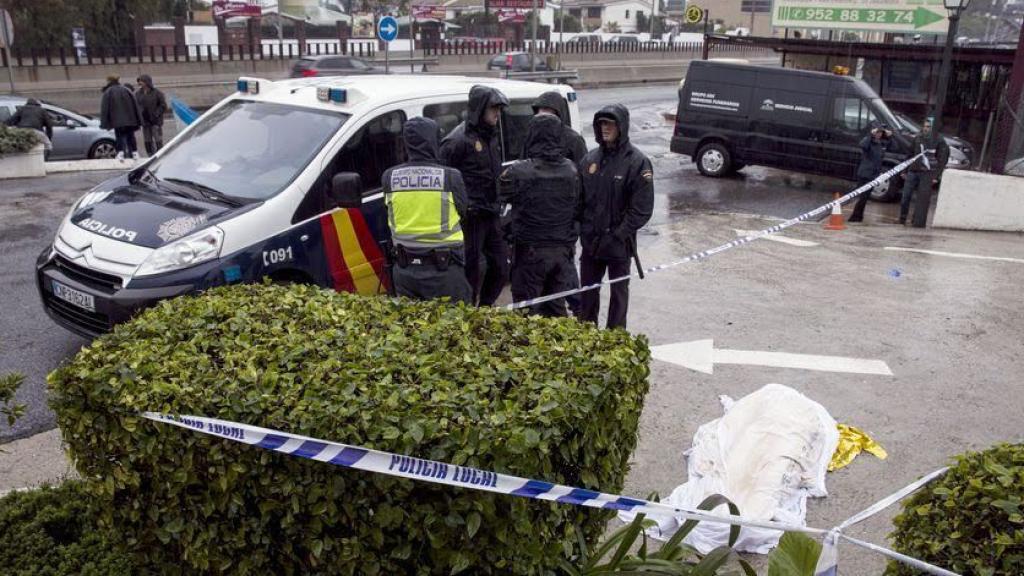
[463,211,509,306]
[579,253,631,330]
[511,244,576,318]
[848,176,875,221]
[394,262,472,304]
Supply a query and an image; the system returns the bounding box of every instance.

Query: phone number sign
[772,0,948,33]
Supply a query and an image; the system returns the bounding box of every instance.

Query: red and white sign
[490,0,544,9]
[412,5,447,19]
[212,0,262,19]
[496,9,527,23]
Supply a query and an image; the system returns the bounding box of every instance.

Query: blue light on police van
[317,87,347,104]
[567,92,578,102]
[237,79,259,95]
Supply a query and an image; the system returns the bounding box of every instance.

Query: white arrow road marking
[884,247,1024,264]
[650,339,893,376]
[735,229,819,247]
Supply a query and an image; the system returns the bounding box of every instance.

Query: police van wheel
[869,172,902,203]
[696,143,731,177]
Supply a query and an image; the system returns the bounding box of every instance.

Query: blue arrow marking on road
[378,16,398,42]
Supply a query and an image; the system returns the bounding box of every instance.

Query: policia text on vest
[383,117,473,303]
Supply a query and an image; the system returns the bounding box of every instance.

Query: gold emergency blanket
[829,424,888,472]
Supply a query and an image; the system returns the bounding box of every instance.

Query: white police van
[36,75,581,337]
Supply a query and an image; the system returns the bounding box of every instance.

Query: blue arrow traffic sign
[378,16,398,43]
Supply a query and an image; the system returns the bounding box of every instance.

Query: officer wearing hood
[579,105,654,330]
[135,74,167,155]
[499,114,582,317]
[383,117,472,303]
[440,85,510,306]
[528,91,588,164]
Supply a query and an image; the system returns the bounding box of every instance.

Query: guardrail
[505,70,579,84]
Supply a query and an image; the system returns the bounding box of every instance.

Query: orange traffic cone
[824,192,846,231]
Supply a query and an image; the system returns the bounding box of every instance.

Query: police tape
[143,411,961,575]
[507,153,924,312]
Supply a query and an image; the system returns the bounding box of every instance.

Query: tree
[553,12,582,33]
[605,21,620,33]
[4,0,171,49]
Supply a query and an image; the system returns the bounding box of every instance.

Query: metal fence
[0,41,378,67]
[0,38,773,67]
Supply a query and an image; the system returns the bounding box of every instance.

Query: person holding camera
[848,124,892,223]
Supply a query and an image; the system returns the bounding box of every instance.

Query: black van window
[424,102,468,138]
[294,110,406,223]
[833,97,876,132]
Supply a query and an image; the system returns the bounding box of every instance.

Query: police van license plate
[52,281,95,312]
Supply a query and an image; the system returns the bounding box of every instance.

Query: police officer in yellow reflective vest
[383,117,473,303]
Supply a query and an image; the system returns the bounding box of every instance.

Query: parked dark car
[671,61,916,201]
[0,96,117,160]
[487,52,551,72]
[289,55,378,78]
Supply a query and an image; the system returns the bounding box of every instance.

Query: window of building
[587,7,602,18]
[569,8,582,18]
[625,9,630,18]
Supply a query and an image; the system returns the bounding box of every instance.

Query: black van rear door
[823,81,879,179]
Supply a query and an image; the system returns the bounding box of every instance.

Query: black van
[671,61,911,201]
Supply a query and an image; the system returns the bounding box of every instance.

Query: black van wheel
[869,171,902,203]
[696,143,731,177]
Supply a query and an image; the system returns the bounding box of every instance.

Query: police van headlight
[135,227,224,277]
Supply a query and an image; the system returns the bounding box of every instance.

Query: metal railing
[0,41,378,67]
[0,39,774,68]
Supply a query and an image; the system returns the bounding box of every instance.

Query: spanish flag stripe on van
[344,207,390,293]
[319,212,357,293]
[329,210,386,295]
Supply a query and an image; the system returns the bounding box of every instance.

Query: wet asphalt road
[0,84,865,442]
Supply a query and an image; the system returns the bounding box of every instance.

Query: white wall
[602,1,651,33]
[932,169,1024,232]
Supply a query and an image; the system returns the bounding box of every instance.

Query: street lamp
[931,0,971,133]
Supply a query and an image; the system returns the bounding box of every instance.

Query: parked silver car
[0,96,117,160]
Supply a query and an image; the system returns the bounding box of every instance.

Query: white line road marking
[651,339,893,376]
[735,229,819,247]
[884,247,1024,264]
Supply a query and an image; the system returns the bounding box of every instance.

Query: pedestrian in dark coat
[439,85,510,306]
[578,104,654,330]
[900,118,949,227]
[500,114,582,318]
[6,98,54,155]
[848,124,892,223]
[100,75,142,159]
[136,74,167,155]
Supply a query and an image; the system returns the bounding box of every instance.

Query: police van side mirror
[330,172,364,209]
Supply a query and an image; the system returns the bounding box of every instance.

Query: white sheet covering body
[621,383,839,554]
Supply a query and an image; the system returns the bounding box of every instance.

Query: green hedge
[0,125,41,155]
[886,443,1024,576]
[0,481,134,575]
[49,284,651,575]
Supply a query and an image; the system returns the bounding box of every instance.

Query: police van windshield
[148,100,348,202]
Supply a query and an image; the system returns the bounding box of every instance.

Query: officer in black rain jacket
[579,104,654,330]
[529,91,588,164]
[500,114,582,317]
[440,85,510,306]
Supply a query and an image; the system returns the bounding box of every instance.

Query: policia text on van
[35,76,580,338]
[672,61,917,202]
